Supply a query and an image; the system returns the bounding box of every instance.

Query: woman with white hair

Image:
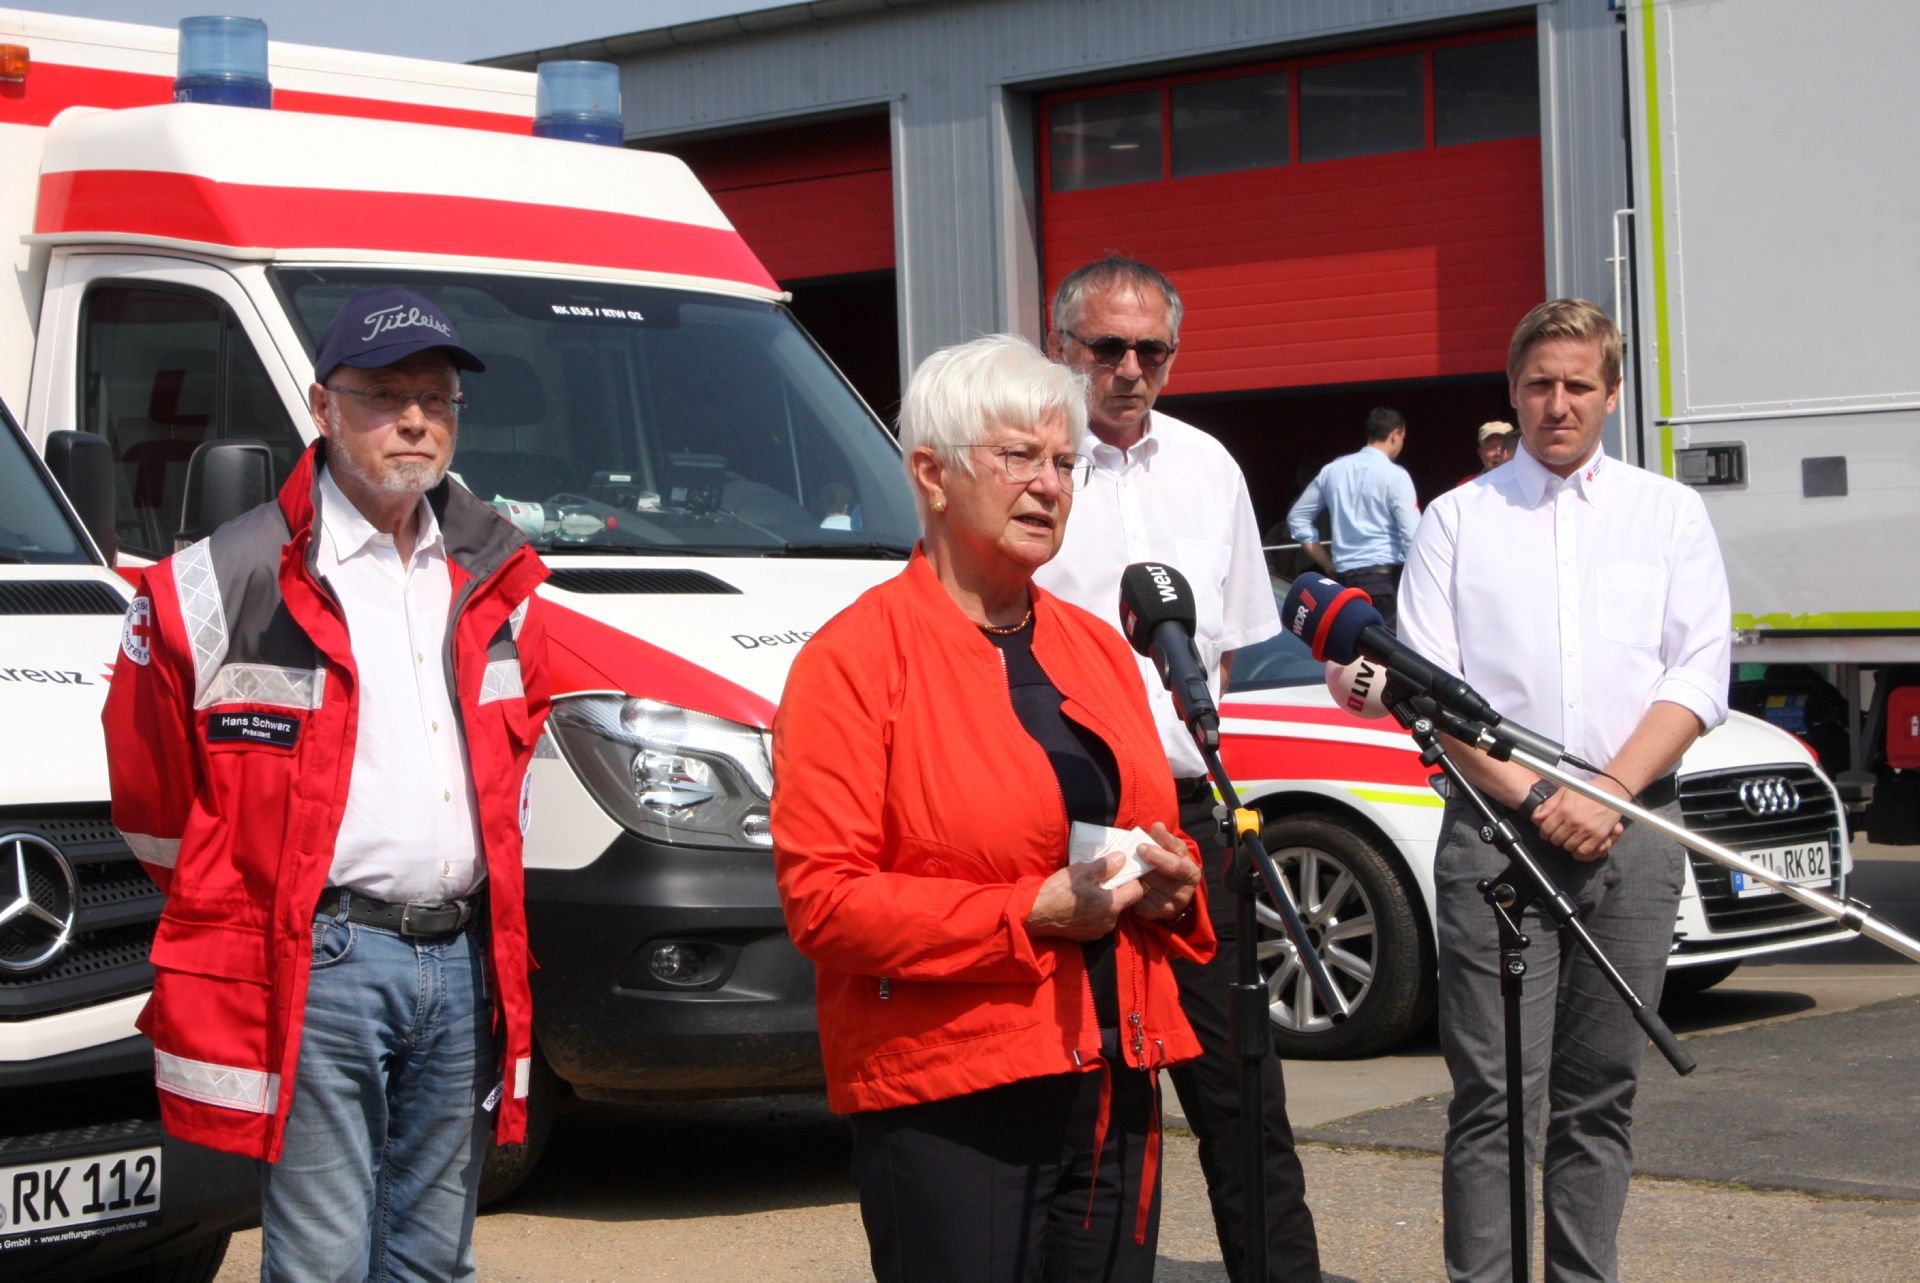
[772,334,1214,1281]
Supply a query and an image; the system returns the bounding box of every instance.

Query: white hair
[897,335,1089,494]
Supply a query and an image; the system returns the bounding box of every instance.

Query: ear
[908,444,947,512]
[1603,379,1621,417]
[308,382,333,440]
[1044,329,1064,361]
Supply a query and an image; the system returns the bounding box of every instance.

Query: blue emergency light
[173,15,272,109]
[534,60,622,146]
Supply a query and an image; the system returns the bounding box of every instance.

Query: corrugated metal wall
[575,0,1621,405]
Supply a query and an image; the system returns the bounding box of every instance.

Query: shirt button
[443,789,451,802]
[441,861,451,876]
[432,721,439,732]
[416,652,425,664]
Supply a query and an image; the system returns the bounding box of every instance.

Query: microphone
[1325,656,1392,720]
[1281,573,1496,722]
[1282,573,1568,764]
[1118,562,1219,750]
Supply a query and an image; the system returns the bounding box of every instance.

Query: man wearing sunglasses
[1034,257,1319,1283]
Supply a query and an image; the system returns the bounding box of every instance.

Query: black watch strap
[1518,779,1557,823]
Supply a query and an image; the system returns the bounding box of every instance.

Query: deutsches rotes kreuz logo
[121,596,153,666]
[360,304,454,344]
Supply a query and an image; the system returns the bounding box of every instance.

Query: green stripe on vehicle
[1640,0,1676,475]
[1350,787,1443,809]
[1734,611,1920,632]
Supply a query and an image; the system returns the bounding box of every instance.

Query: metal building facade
[501,0,1627,404]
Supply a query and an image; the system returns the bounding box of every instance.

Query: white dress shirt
[1034,409,1280,779]
[317,465,483,904]
[1397,444,1731,771]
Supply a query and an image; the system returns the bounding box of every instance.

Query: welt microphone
[1118,562,1219,750]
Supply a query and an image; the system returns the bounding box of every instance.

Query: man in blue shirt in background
[1286,406,1421,629]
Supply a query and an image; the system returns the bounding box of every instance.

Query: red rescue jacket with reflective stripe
[771,551,1214,1115]
[103,443,550,1161]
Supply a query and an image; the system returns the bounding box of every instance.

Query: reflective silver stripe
[154,1048,280,1114]
[513,1055,531,1100]
[123,832,182,869]
[169,538,229,708]
[508,598,529,641]
[478,658,524,705]
[196,664,326,712]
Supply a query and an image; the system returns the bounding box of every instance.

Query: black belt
[316,886,476,938]
[1174,776,1215,803]
[1339,564,1401,579]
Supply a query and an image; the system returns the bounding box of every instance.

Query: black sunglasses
[1066,330,1177,370]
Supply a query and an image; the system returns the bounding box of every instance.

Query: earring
[931,498,946,513]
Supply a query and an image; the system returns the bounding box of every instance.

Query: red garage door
[1041,28,1544,395]
[663,113,893,285]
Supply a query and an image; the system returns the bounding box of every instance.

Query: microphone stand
[1385,692,1696,1282]
[1190,732,1349,1283]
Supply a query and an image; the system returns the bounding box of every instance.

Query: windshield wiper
[767,541,913,560]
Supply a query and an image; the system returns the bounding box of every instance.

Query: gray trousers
[1433,796,1684,1283]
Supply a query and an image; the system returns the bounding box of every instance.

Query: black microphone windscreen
[1280,573,1383,663]
[1117,562,1197,658]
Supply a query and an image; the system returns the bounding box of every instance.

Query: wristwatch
[1518,780,1557,823]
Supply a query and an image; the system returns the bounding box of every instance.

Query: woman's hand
[1130,822,1202,926]
[1026,854,1141,941]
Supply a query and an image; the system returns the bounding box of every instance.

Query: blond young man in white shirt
[1398,298,1731,1283]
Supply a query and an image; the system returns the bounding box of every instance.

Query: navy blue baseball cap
[312,286,486,384]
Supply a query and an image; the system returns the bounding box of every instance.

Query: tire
[1256,813,1434,1060]
[1661,958,1741,1000]
[477,1044,562,1208]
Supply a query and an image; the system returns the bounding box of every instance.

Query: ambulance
[1,8,912,1213]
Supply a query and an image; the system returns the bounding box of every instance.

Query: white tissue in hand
[1068,821,1154,890]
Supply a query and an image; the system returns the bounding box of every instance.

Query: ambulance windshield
[274,270,916,556]
[0,404,92,565]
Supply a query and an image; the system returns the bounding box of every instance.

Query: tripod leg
[1500,918,1529,1282]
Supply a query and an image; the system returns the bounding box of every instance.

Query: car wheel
[1256,813,1433,1060]
[1661,958,1741,1000]
[477,1043,562,1208]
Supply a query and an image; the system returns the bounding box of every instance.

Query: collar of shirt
[1512,441,1605,509]
[317,464,445,568]
[1086,414,1164,471]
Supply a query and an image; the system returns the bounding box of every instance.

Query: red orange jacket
[771,551,1214,1115]
[102,444,550,1161]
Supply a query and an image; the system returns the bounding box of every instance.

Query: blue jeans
[259,908,496,1283]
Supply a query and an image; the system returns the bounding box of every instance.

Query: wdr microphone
[1325,656,1391,720]
[1281,573,1496,724]
[1282,573,1570,765]
[1118,562,1219,749]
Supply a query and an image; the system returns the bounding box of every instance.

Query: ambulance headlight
[551,695,773,849]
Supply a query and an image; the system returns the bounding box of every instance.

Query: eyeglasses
[1065,330,1177,370]
[325,384,467,420]
[968,443,1094,492]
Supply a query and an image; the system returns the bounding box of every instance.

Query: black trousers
[1338,565,1401,634]
[850,1065,1160,1283]
[1168,787,1322,1282]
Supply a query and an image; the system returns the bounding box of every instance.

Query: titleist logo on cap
[361,304,455,344]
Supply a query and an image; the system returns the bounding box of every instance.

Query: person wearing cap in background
[1460,419,1517,486]
[103,286,552,1280]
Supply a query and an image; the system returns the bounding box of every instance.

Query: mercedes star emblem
[0,832,79,973]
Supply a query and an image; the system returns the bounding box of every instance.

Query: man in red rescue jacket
[104,286,550,1281]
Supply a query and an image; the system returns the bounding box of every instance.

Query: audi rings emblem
[0,832,79,973]
[1737,776,1803,818]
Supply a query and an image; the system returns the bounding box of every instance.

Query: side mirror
[176,439,274,550]
[44,429,118,565]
